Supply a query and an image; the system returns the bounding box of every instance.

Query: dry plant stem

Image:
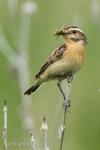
[2,100,8,150]
[41,116,49,150]
[44,130,48,150]
[57,77,73,150]
[29,132,36,150]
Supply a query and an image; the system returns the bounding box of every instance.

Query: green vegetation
[0,0,100,150]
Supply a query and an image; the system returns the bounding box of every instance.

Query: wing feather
[35,44,66,79]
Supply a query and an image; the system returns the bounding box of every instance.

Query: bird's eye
[72,30,76,34]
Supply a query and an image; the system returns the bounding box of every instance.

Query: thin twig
[57,77,73,150]
[41,116,50,150]
[2,100,8,150]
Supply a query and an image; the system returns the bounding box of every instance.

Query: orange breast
[64,42,85,72]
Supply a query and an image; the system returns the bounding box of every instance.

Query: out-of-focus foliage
[0,0,100,150]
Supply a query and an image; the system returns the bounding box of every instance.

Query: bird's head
[54,26,87,46]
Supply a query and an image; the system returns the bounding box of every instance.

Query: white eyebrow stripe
[69,28,84,33]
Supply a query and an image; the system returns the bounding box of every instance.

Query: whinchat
[24,26,87,95]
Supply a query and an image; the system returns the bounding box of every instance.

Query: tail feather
[24,82,40,95]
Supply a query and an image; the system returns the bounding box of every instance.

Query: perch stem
[57,77,73,150]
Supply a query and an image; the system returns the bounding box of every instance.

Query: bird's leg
[57,81,70,111]
[67,74,73,83]
[57,75,73,110]
[57,81,66,101]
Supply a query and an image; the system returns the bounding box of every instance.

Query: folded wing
[35,44,66,79]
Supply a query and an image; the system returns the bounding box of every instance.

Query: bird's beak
[54,29,68,36]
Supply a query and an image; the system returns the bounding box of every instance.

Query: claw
[67,76,73,83]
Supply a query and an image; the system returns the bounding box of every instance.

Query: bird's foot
[67,76,73,83]
[66,72,73,83]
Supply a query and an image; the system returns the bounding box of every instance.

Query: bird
[24,26,87,95]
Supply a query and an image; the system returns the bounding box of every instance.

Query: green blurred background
[0,0,100,150]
